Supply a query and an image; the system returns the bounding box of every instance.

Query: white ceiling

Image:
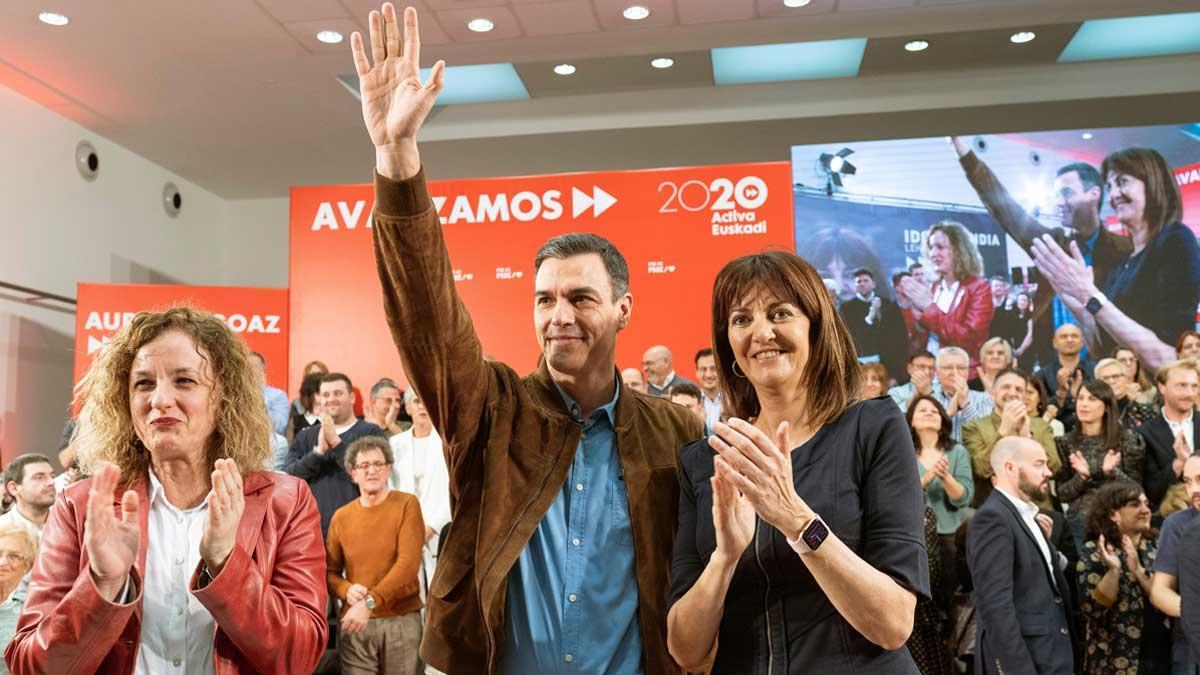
[1,0,1199,198]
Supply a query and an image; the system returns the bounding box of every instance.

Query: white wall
[0,83,287,466]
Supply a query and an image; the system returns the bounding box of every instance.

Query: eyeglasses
[0,552,29,563]
[353,461,391,473]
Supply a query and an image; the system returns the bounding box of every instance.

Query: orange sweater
[326,490,425,618]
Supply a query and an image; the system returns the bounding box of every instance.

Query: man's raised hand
[351,4,445,180]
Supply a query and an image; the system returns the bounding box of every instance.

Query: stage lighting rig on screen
[817,147,856,195]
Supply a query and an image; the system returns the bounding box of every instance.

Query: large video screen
[791,123,1200,382]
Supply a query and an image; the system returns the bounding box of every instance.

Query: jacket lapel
[236,472,272,560]
[993,493,1061,594]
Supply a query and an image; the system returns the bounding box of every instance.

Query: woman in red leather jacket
[4,307,327,675]
[899,220,995,380]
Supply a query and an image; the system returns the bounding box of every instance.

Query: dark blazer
[967,491,1075,675]
[1138,409,1191,512]
[840,294,909,377]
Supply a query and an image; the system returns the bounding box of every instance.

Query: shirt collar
[147,468,211,513]
[1165,407,1195,426]
[996,485,1039,518]
[855,291,875,303]
[552,375,620,428]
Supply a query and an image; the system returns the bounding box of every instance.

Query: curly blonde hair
[72,306,271,483]
[922,220,984,281]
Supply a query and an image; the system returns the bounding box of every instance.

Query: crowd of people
[2,3,1200,674]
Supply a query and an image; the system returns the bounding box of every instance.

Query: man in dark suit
[968,436,1075,674]
[840,268,908,380]
[1139,360,1199,512]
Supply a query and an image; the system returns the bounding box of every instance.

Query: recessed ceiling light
[38,12,69,26]
[1082,132,1094,140]
[783,0,812,6]
[651,57,674,69]
[467,17,494,32]
[554,63,576,75]
[623,5,651,21]
[1010,31,1036,44]
[316,30,344,44]
[904,40,929,52]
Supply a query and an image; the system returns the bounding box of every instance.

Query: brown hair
[1101,147,1182,240]
[1156,359,1200,386]
[1075,379,1122,451]
[1083,480,1151,544]
[711,250,861,429]
[1177,330,1200,356]
[303,360,329,376]
[906,394,953,453]
[860,362,889,397]
[72,306,271,483]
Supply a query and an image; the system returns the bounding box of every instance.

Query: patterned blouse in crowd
[1055,429,1146,507]
[906,507,952,675]
[1077,537,1172,675]
[1118,398,1159,432]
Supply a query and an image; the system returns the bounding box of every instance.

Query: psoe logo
[495,267,525,280]
[453,269,475,282]
[647,261,677,274]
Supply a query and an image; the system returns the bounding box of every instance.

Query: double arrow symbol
[572,186,617,219]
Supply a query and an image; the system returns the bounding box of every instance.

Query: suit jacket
[840,295,908,378]
[962,412,1060,509]
[917,275,994,380]
[372,168,704,674]
[1179,514,1200,663]
[1138,409,1192,512]
[967,491,1075,675]
[4,472,328,675]
[957,151,1132,371]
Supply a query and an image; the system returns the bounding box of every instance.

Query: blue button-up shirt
[502,380,643,675]
[888,381,993,441]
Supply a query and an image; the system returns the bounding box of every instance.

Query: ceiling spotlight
[1010,31,1036,44]
[554,63,576,75]
[623,5,651,20]
[904,40,929,52]
[650,57,674,69]
[467,17,494,32]
[38,12,69,26]
[316,30,344,44]
[783,0,812,6]
[1082,132,1094,140]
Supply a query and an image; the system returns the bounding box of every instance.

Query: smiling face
[1107,172,1148,228]
[129,330,219,463]
[695,354,719,395]
[1023,381,1043,416]
[909,398,942,434]
[1096,363,1128,399]
[992,371,1026,409]
[534,253,630,381]
[1110,492,1152,537]
[319,379,355,425]
[927,231,955,278]
[1116,348,1140,381]
[727,287,811,395]
[853,273,875,297]
[0,535,32,590]
[1159,366,1200,416]
[1054,170,1102,231]
[861,368,886,398]
[1016,293,1031,312]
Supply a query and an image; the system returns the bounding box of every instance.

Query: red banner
[289,162,793,396]
[74,283,290,391]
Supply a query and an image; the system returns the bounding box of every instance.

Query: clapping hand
[1101,449,1122,476]
[1069,451,1091,480]
[709,419,815,542]
[85,462,141,601]
[899,278,932,312]
[998,399,1027,437]
[1174,430,1191,463]
[911,369,933,396]
[317,412,339,454]
[1120,535,1142,574]
[1030,236,1099,307]
[710,456,755,568]
[352,3,445,180]
[199,459,245,574]
[1098,534,1122,570]
[931,456,950,480]
[384,399,401,430]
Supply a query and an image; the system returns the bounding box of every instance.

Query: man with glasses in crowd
[327,436,426,675]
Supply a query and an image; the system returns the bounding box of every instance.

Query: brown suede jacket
[371,169,704,674]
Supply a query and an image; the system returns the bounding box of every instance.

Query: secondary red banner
[289,162,793,396]
[74,283,289,391]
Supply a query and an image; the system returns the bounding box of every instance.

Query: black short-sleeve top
[668,397,930,674]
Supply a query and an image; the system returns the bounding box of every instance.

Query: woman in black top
[667,250,929,674]
[1032,147,1200,371]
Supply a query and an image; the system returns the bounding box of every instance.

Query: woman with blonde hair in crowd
[969,336,1013,393]
[668,250,927,673]
[0,525,36,675]
[899,220,994,380]
[5,307,327,674]
[860,362,890,399]
[1114,345,1159,405]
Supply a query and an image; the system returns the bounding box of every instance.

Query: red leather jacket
[4,471,328,675]
[918,275,995,379]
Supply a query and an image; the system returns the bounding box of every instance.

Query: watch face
[802,518,829,551]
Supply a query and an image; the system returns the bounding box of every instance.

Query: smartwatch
[1085,293,1107,316]
[787,516,830,555]
[364,594,377,611]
